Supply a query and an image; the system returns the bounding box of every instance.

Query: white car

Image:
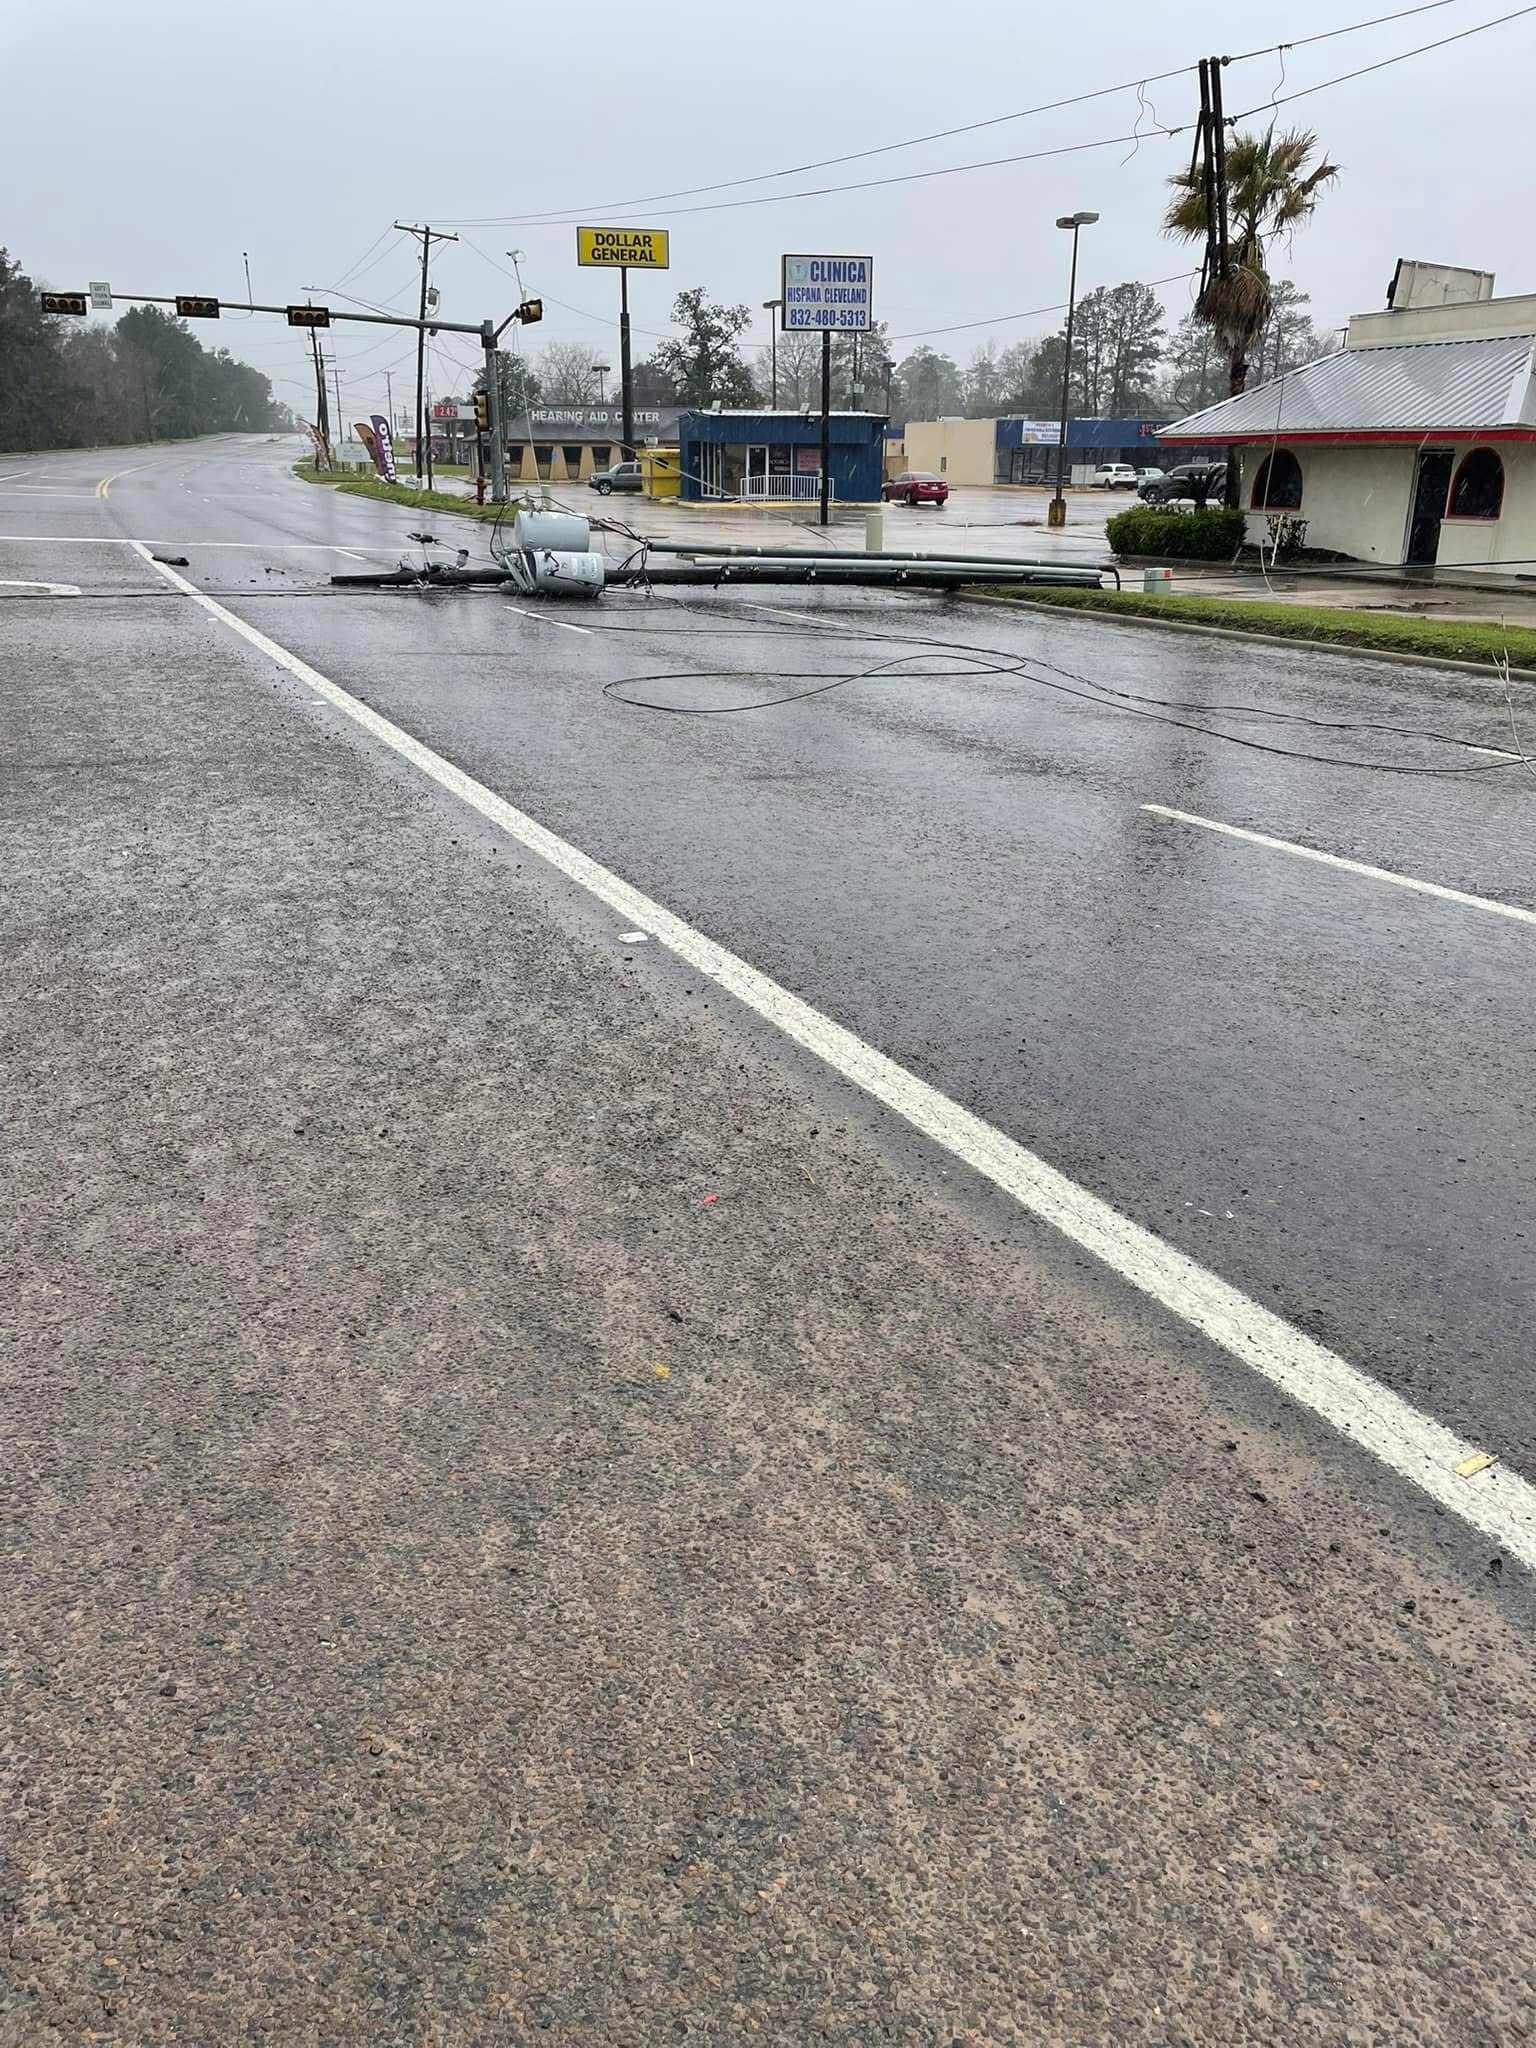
[1136,466,1166,485]
[1093,463,1139,490]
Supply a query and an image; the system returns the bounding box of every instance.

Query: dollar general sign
[576,227,670,269]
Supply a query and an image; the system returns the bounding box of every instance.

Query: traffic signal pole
[480,320,507,504]
[42,284,541,502]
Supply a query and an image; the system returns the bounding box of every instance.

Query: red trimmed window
[1251,448,1303,509]
[1447,447,1503,519]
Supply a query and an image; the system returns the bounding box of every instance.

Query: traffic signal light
[514,298,543,325]
[286,304,331,328]
[473,390,491,431]
[40,292,87,316]
[175,295,220,319]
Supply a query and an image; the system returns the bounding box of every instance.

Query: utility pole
[819,327,832,527]
[309,318,330,466]
[763,300,782,407]
[394,221,458,488]
[1212,52,1245,507]
[384,368,394,430]
[330,356,344,456]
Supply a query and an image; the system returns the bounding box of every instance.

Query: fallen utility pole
[644,540,1112,572]
[624,561,1104,590]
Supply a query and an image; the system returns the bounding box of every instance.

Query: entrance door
[1406,449,1454,565]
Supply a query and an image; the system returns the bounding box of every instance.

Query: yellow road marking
[96,465,144,497]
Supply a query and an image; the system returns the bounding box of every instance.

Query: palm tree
[1164,126,1339,398]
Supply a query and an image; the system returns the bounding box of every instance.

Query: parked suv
[1092,463,1139,490]
[589,459,643,495]
[1138,461,1227,505]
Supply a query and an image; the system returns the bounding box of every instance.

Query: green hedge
[1105,505,1246,559]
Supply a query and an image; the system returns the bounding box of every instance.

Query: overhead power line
[426,4,1531,230]
[1228,0,1536,116]
[884,271,1201,345]
[435,0,1475,227]
[329,227,403,292]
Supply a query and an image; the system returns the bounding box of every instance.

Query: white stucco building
[1161,261,1536,577]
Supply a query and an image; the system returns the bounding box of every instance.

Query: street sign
[40,292,88,317]
[286,304,330,327]
[89,281,112,310]
[577,226,669,269]
[780,254,873,332]
[175,295,220,319]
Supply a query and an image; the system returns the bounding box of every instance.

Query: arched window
[1448,447,1503,520]
[1251,448,1303,509]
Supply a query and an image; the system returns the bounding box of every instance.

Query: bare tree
[775,332,822,410]
[537,342,603,403]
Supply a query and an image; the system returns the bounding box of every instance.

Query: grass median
[293,462,511,522]
[975,583,1536,673]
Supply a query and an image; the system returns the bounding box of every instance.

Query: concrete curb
[960,589,1536,690]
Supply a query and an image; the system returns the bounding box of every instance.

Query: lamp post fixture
[762,298,783,406]
[591,361,611,403]
[1049,211,1098,530]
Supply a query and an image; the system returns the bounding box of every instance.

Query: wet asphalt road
[4,436,1536,2045]
[61,436,1536,1476]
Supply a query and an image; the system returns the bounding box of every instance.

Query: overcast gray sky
[6,0,1532,416]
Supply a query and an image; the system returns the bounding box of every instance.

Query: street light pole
[591,361,610,403]
[1049,210,1098,530]
[763,299,782,406]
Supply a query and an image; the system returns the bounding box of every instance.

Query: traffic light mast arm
[52,287,535,341]
[99,292,490,337]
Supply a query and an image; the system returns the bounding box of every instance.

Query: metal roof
[1161,333,1536,441]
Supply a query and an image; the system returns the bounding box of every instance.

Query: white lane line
[0,490,100,500]
[126,538,1536,1572]
[503,602,594,636]
[0,578,82,595]
[1143,804,1536,929]
[0,538,399,553]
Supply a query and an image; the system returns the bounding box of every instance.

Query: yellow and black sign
[286,304,331,328]
[40,292,88,316]
[175,295,220,319]
[577,226,669,270]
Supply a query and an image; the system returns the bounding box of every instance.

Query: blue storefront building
[676,409,888,505]
[994,415,1226,483]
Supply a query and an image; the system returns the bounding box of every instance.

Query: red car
[883,469,949,506]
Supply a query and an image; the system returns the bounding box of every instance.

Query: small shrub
[1105,505,1247,559]
[1263,513,1309,557]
